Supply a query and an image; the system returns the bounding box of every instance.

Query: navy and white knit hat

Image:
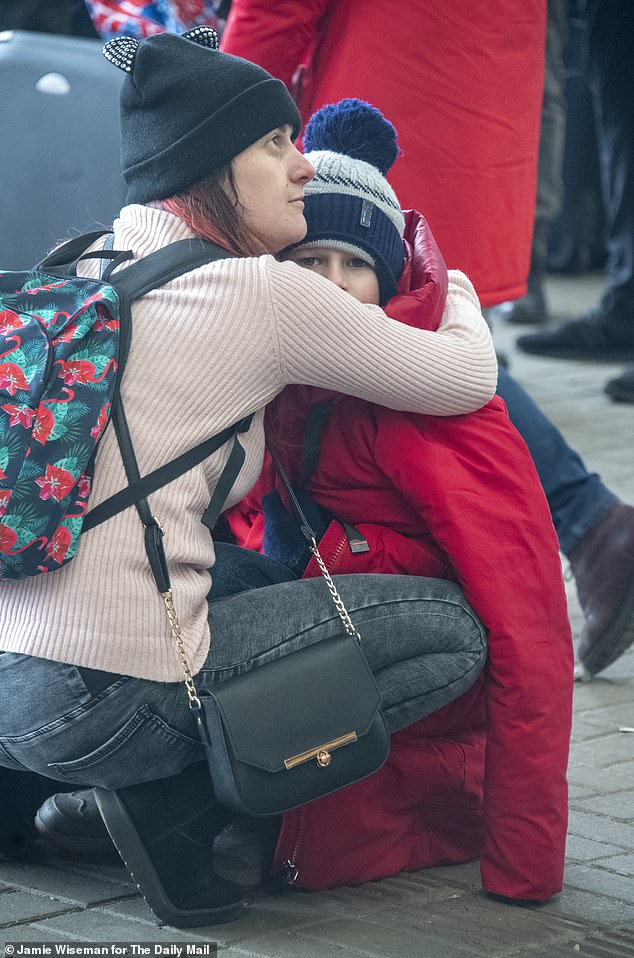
[294,99,405,304]
[103,27,301,204]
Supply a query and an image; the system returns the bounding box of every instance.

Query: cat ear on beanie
[294,98,406,305]
[102,30,301,204]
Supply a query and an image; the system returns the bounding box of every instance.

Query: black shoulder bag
[190,446,390,817]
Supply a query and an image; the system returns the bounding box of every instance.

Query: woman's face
[284,247,381,305]
[231,126,314,253]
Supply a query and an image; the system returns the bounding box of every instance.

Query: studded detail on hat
[102,36,139,74]
[182,26,219,50]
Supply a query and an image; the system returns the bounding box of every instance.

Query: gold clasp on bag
[284,731,358,769]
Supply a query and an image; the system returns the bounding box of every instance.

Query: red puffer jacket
[222,0,545,307]
[227,212,573,902]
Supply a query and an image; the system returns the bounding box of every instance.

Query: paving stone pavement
[1,273,633,956]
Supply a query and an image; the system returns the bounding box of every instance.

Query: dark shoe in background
[488,268,550,326]
[605,366,634,403]
[516,308,634,360]
[94,763,242,928]
[569,502,634,675]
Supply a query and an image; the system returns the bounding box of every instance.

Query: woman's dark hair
[160,164,266,257]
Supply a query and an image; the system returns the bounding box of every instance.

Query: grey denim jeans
[0,574,486,790]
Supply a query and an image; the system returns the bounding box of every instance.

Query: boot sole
[94,788,242,929]
[579,574,634,675]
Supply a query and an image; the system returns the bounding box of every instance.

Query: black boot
[605,366,634,402]
[488,265,550,326]
[94,762,242,928]
[516,305,634,360]
[35,789,115,858]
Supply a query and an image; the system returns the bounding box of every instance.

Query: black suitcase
[0,30,126,270]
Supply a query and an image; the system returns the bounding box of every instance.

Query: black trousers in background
[587,0,634,321]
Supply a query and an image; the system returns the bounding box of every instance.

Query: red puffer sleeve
[374,399,573,901]
[389,209,449,332]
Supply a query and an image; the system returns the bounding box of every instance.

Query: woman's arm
[267,260,497,417]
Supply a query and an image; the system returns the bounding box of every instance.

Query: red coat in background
[222,0,546,306]
[227,212,573,902]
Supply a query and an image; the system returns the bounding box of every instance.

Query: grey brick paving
[565,833,628,862]
[573,790,634,821]
[594,853,634,877]
[537,886,634,927]
[0,861,135,907]
[567,809,634,848]
[1,273,633,956]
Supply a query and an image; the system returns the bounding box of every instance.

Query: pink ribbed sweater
[0,205,496,680]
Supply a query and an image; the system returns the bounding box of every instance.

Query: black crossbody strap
[286,403,370,556]
[298,401,332,487]
[267,442,319,545]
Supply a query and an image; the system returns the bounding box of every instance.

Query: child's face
[284,247,380,305]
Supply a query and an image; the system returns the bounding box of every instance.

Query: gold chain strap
[161,590,201,709]
[308,535,362,643]
[162,532,362,702]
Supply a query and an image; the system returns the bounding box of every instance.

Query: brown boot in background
[570,502,634,675]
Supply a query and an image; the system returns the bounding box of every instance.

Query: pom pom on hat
[304,98,399,176]
[293,98,405,305]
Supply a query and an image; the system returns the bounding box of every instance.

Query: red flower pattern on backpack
[45,525,73,564]
[0,311,25,334]
[35,464,76,502]
[0,363,29,396]
[1,404,36,428]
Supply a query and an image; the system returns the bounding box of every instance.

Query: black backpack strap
[201,422,253,532]
[83,415,253,535]
[39,233,234,300]
[90,399,253,594]
[36,230,114,271]
[107,238,235,301]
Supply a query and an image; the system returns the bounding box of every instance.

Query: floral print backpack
[0,231,250,579]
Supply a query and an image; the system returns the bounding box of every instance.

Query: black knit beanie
[102,27,302,204]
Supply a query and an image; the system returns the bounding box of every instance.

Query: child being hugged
[228,99,574,903]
